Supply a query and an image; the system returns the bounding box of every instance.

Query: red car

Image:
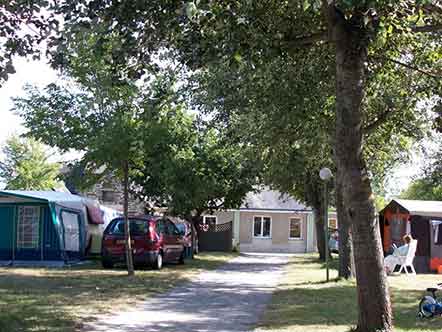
[101,216,185,269]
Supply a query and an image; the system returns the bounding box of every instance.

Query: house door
[0,206,15,260]
[15,206,42,260]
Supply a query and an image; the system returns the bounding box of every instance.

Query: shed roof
[385,199,442,217]
[240,190,309,211]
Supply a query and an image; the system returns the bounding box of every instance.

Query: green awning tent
[0,190,88,263]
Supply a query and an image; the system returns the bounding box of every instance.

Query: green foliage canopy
[0,135,61,190]
[400,178,442,201]
[0,1,57,85]
[15,0,442,329]
[134,121,259,216]
[401,147,442,201]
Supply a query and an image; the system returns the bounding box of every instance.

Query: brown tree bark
[313,206,327,261]
[184,212,203,255]
[332,11,392,332]
[123,159,135,276]
[335,172,355,279]
[305,175,328,261]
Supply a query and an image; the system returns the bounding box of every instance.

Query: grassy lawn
[256,254,442,332]
[0,252,236,332]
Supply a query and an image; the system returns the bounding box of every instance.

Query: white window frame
[289,217,302,240]
[253,215,272,238]
[203,215,218,225]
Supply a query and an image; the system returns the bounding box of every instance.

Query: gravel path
[85,253,288,332]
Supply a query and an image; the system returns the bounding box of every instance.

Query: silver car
[329,230,339,253]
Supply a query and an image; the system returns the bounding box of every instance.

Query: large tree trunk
[305,176,328,261]
[313,206,327,261]
[334,17,392,332]
[185,211,203,253]
[123,160,135,276]
[336,172,355,279]
[189,213,203,255]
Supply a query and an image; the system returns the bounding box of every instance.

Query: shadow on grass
[258,283,357,330]
[260,283,442,332]
[320,255,339,271]
[0,252,236,332]
[391,287,442,331]
[259,254,442,332]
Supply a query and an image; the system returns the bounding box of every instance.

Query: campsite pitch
[0,253,236,332]
[254,254,442,332]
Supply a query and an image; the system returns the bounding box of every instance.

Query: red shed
[379,199,442,273]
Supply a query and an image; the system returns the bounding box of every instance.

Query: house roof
[384,199,442,218]
[240,190,309,211]
[0,190,84,204]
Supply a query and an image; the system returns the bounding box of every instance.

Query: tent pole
[41,207,44,261]
[12,206,16,265]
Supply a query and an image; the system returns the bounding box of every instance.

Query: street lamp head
[319,167,333,181]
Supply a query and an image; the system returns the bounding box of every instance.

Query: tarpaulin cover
[85,200,104,225]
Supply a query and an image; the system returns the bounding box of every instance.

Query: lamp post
[319,167,333,282]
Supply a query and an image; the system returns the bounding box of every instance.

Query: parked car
[101,216,185,269]
[329,229,339,253]
[174,219,199,257]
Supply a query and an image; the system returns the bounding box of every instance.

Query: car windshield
[110,219,146,236]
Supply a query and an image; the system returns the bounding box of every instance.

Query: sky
[0,57,82,165]
[0,57,59,144]
[384,151,424,197]
[0,57,431,197]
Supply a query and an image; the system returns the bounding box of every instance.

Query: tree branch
[411,24,442,33]
[283,31,329,48]
[363,107,394,135]
[321,0,337,40]
[421,3,442,16]
[386,57,441,80]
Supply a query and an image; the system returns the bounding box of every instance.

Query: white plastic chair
[397,239,417,275]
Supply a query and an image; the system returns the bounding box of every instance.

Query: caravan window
[17,206,40,249]
[62,211,80,252]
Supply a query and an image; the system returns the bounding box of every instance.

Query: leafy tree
[12,29,157,275]
[401,147,442,201]
[0,135,60,190]
[45,1,441,330]
[14,37,257,275]
[15,80,144,275]
[186,26,431,277]
[400,178,442,201]
[182,43,338,262]
[133,122,259,220]
[0,1,57,85]
[170,4,438,330]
